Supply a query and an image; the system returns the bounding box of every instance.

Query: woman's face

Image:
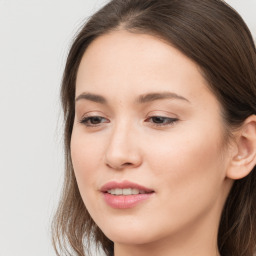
[71,30,233,247]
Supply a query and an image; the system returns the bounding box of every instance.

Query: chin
[105,230,154,245]
[99,220,163,245]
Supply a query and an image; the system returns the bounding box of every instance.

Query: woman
[52,0,256,255]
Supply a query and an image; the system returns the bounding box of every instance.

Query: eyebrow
[136,92,190,104]
[75,91,190,104]
[75,93,107,104]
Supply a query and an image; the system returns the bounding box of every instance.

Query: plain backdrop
[0,1,255,256]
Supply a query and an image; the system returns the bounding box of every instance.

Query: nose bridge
[104,118,141,169]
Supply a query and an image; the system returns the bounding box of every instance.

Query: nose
[104,122,142,170]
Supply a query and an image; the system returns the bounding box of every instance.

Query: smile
[100,181,155,209]
[107,188,151,195]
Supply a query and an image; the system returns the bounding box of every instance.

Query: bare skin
[71,30,256,256]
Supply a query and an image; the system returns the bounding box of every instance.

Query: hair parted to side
[51,0,256,255]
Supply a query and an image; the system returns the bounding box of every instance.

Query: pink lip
[100,180,154,209]
[100,180,154,192]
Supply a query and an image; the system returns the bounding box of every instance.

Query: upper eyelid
[78,112,178,119]
[79,111,109,119]
[145,109,177,115]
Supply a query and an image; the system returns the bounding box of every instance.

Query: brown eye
[79,116,109,127]
[146,116,178,127]
[151,116,168,124]
[89,116,104,124]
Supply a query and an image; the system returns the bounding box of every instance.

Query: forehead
[76,30,213,105]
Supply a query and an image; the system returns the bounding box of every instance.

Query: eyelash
[79,115,178,128]
[79,116,109,127]
[145,116,178,127]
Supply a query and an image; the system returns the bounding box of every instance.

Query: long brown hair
[52,0,256,255]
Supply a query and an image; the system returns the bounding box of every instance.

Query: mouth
[100,180,155,194]
[100,180,155,209]
[105,188,153,196]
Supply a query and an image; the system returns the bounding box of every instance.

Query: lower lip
[102,192,153,209]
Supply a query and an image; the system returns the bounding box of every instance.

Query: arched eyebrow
[75,91,190,104]
[75,93,107,104]
[136,92,190,104]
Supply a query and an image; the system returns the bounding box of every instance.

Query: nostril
[106,162,122,170]
[106,162,134,170]
[123,162,132,166]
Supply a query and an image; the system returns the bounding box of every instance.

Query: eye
[79,116,109,127]
[145,116,178,127]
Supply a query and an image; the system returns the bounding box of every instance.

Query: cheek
[144,124,225,210]
[146,127,223,172]
[71,125,107,168]
[70,130,105,200]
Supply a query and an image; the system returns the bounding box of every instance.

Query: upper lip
[100,180,154,193]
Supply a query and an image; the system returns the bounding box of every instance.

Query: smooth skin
[71,30,256,256]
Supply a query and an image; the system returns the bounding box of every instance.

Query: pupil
[153,117,164,123]
[91,117,101,124]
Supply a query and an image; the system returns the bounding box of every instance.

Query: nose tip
[104,129,142,170]
[105,149,142,170]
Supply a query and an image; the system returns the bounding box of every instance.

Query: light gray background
[0,1,255,256]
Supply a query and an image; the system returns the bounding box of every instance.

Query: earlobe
[226,115,256,180]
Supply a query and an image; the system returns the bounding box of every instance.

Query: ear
[226,115,256,180]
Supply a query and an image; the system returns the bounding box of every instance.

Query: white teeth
[115,188,122,195]
[132,188,139,195]
[107,188,141,195]
[109,189,115,194]
[123,188,132,195]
